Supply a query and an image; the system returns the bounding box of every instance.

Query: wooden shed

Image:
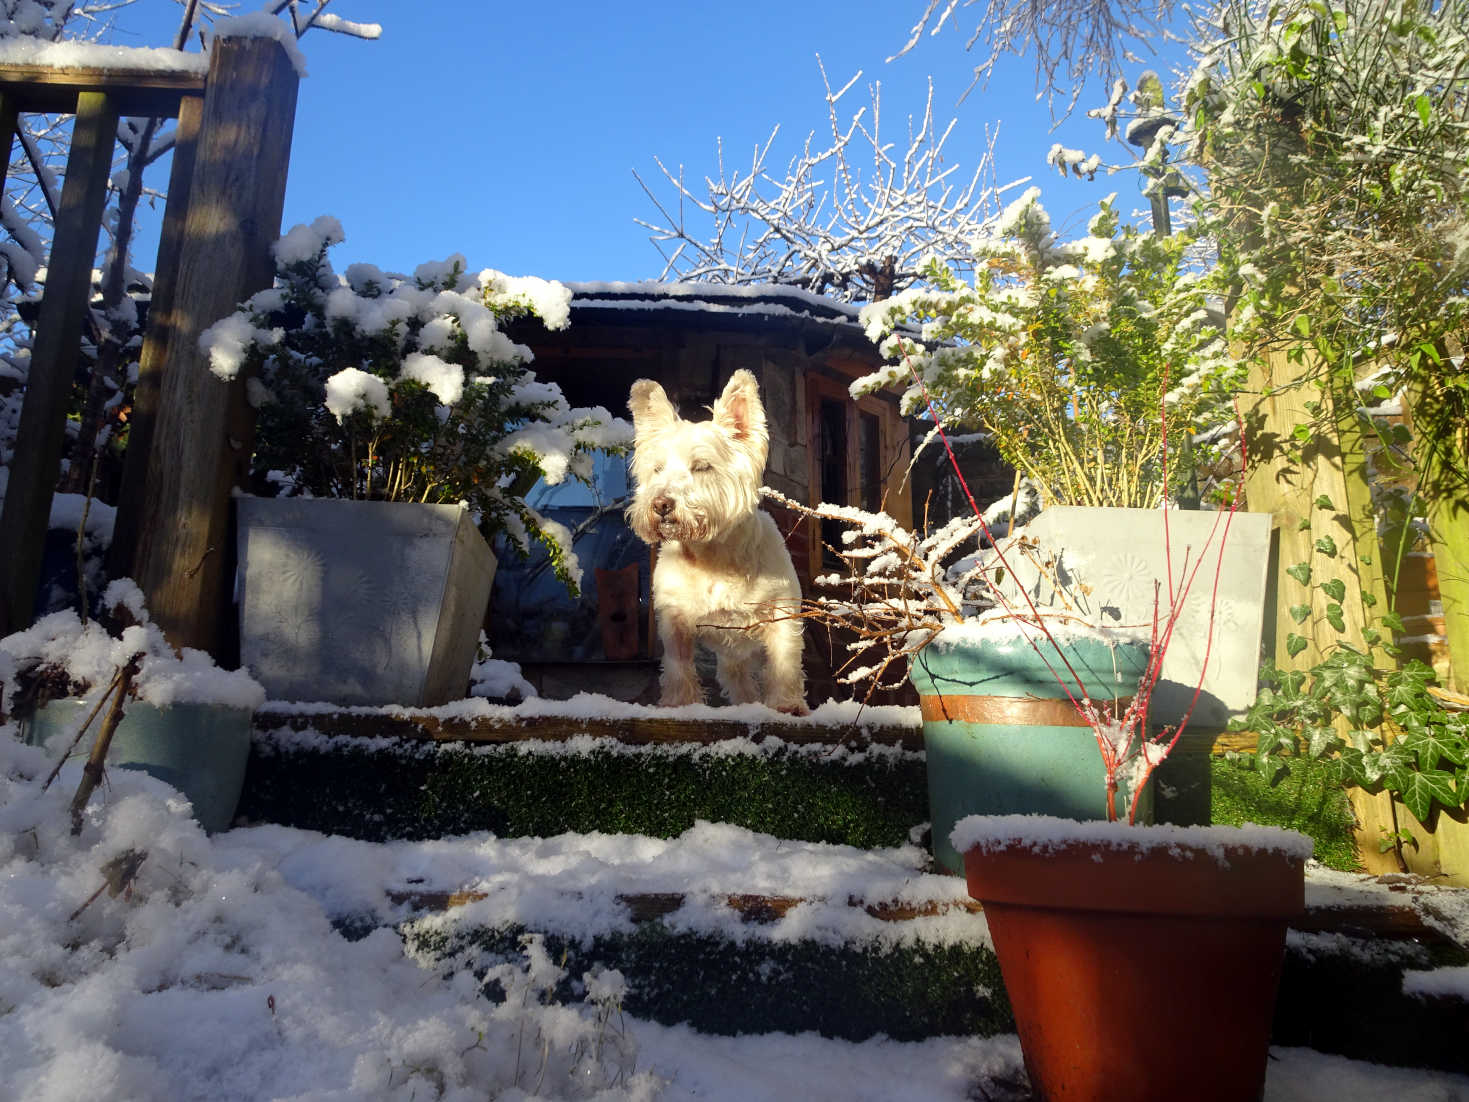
[495,281,915,705]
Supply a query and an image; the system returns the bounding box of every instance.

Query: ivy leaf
[1286,562,1312,587]
[1381,611,1406,633]
[1292,423,1312,442]
[1396,770,1458,824]
[1403,727,1465,773]
[1314,494,1334,510]
[1321,578,1346,602]
[1306,726,1341,759]
[1289,603,1311,624]
[1362,591,1378,607]
[1314,535,1338,557]
[1326,604,1346,633]
[1286,633,1309,659]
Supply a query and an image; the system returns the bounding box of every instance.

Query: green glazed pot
[910,627,1153,874]
[26,698,254,833]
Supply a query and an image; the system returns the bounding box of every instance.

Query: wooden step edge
[257,710,923,751]
[383,888,1458,946]
[255,708,1255,756]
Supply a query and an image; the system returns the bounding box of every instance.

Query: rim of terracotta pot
[956,814,1311,918]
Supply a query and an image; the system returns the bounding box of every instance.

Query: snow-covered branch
[892,0,1177,118]
[636,58,1017,303]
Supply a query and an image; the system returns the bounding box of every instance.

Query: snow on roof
[563,280,865,330]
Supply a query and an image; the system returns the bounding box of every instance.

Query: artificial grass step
[388,873,1468,1068]
[240,704,1358,866]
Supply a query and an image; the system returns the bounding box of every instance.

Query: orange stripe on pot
[918,694,1133,727]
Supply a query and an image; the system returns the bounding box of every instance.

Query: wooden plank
[380,884,1460,947]
[0,91,16,196]
[130,37,299,655]
[256,709,925,750]
[108,94,204,580]
[0,63,204,117]
[0,91,118,636]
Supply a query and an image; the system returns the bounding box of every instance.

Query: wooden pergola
[0,36,299,655]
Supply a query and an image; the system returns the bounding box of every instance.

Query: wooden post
[0,92,17,194]
[107,93,204,581]
[0,91,119,636]
[130,36,299,655]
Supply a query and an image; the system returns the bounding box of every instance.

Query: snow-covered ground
[5,727,1469,1102]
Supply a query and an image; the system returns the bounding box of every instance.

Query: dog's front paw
[658,670,704,708]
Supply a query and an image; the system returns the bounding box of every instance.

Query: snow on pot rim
[951,813,1315,866]
[0,580,265,714]
[926,610,1153,654]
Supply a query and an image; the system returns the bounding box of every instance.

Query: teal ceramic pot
[26,698,254,833]
[910,627,1153,874]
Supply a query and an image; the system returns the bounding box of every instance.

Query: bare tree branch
[636,58,1018,302]
[891,0,1178,119]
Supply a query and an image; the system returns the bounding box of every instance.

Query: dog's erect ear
[628,379,678,431]
[711,369,767,445]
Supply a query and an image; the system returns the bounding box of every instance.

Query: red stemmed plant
[783,356,1247,823]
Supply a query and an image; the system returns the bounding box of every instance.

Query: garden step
[237,818,1468,1070]
[240,702,1263,847]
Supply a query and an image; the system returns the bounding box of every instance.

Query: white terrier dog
[627,370,807,713]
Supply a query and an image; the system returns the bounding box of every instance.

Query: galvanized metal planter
[236,498,497,707]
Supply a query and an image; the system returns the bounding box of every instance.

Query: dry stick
[75,452,101,625]
[39,667,125,793]
[69,657,140,835]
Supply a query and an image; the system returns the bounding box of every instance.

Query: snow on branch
[892,0,1177,118]
[635,57,1018,303]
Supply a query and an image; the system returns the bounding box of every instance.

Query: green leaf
[1294,315,1311,338]
[1297,518,1312,532]
[1314,535,1338,557]
[1413,93,1431,127]
[1292,424,1312,443]
[1321,578,1346,602]
[1381,611,1406,633]
[1397,770,1459,824]
[1314,494,1334,510]
[1289,604,1311,624]
[1286,562,1312,587]
[1362,591,1378,607]
[1286,633,1309,659]
[1326,605,1346,633]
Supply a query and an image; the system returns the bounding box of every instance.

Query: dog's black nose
[653,495,675,517]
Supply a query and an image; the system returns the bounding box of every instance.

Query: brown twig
[69,657,140,835]
[39,667,125,793]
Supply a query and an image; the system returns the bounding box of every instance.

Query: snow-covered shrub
[855,192,1239,509]
[199,217,632,592]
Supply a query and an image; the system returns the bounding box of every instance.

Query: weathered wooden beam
[0,62,204,117]
[0,91,119,636]
[0,91,17,195]
[257,707,925,750]
[383,883,1461,947]
[108,94,204,582]
[130,37,299,656]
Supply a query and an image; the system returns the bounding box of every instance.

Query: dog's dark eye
[692,460,712,473]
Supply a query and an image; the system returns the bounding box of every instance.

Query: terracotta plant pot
[957,815,1310,1102]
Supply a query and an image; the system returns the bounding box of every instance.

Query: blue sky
[110,2,1188,285]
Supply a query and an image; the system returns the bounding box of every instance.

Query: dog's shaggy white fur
[627,370,806,713]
